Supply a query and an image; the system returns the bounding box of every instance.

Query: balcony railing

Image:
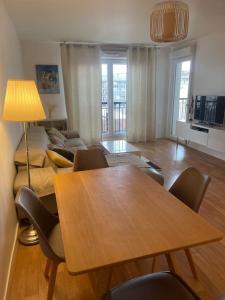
[178,98,188,122]
[102,103,109,133]
[102,101,127,134]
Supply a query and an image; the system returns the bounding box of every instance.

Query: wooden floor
[8,139,225,300]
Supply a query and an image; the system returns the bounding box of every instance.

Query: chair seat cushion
[105,272,200,300]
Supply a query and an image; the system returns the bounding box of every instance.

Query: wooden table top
[54,165,223,275]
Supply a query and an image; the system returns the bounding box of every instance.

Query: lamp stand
[18,123,39,246]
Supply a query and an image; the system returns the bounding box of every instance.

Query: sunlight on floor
[173,144,186,161]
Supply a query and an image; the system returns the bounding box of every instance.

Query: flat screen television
[194,96,225,125]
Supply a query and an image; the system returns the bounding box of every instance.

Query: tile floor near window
[8,139,225,300]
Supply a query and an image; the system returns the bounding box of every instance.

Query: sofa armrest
[14,167,56,198]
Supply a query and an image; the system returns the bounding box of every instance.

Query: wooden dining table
[54,165,223,279]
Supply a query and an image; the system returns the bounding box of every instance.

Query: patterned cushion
[61,130,80,139]
[48,134,65,147]
[48,128,66,141]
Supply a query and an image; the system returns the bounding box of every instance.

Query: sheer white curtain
[61,44,101,145]
[127,47,156,142]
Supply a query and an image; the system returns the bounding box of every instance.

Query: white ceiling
[4,0,225,44]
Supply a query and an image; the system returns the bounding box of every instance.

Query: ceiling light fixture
[150,1,189,43]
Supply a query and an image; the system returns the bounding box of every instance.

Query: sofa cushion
[14,126,50,167]
[61,130,80,139]
[48,128,66,142]
[71,145,88,154]
[46,150,74,168]
[64,137,86,148]
[48,133,65,147]
[14,167,56,197]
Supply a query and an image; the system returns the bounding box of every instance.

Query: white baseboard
[3,223,19,300]
[168,136,225,162]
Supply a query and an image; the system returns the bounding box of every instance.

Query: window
[172,59,192,136]
[101,59,127,138]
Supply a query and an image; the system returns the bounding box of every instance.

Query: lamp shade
[150,1,189,43]
[3,80,46,122]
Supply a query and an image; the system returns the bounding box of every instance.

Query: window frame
[101,57,128,139]
[170,55,194,137]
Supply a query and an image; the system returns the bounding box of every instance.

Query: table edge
[66,233,223,276]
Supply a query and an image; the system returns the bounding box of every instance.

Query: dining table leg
[151,257,157,273]
[88,266,114,296]
[165,253,176,273]
[185,248,198,279]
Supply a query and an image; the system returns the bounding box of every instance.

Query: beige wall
[194,31,225,96]
[0,1,23,298]
[21,41,67,120]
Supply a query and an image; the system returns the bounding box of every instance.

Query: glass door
[101,59,127,138]
[172,59,192,136]
[113,64,127,136]
[101,64,109,135]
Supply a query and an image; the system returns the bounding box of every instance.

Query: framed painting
[36,64,60,94]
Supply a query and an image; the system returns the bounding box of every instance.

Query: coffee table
[100,140,141,157]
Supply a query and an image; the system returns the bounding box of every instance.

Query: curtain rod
[59,41,164,49]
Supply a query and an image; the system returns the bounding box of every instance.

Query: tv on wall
[194,96,225,125]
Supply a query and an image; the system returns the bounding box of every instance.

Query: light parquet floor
[8,139,225,300]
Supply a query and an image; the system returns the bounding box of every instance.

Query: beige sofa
[13,126,88,214]
[13,126,162,215]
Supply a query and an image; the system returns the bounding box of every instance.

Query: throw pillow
[61,130,80,139]
[48,134,65,147]
[46,150,73,168]
[49,147,74,162]
[48,128,66,141]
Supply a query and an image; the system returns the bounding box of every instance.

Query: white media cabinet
[176,121,225,154]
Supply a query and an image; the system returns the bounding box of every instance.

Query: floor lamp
[3,80,46,245]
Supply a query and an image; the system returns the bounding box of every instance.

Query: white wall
[187,32,225,160]
[155,47,170,138]
[194,31,225,96]
[21,41,67,120]
[0,1,24,298]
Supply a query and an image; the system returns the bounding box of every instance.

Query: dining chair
[104,271,201,300]
[165,167,211,278]
[74,148,109,171]
[169,167,211,212]
[15,187,65,300]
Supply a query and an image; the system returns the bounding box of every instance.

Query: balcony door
[101,59,127,138]
[172,59,192,136]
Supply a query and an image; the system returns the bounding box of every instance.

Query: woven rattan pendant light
[150,1,189,43]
